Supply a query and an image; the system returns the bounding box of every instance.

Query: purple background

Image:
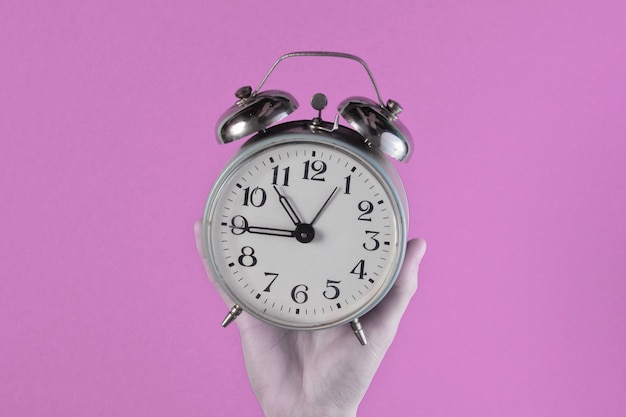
[1,1,625,416]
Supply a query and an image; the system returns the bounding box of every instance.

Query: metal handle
[252,51,385,106]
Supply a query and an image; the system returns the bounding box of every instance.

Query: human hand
[194,220,426,417]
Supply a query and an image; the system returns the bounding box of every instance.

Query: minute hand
[247,225,295,238]
[273,185,302,226]
[310,186,339,225]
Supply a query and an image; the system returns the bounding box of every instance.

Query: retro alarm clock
[202,52,413,345]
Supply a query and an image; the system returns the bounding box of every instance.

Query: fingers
[362,238,427,343]
[193,219,211,273]
[393,238,427,300]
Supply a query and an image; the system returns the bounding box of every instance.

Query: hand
[273,185,302,226]
[310,186,339,225]
[194,220,427,417]
[230,215,296,238]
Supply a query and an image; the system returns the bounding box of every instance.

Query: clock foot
[350,318,367,346]
[221,304,243,327]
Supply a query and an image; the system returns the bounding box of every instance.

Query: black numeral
[303,160,327,181]
[363,231,380,251]
[263,272,279,292]
[344,175,351,194]
[230,215,248,235]
[323,280,341,300]
[272,166,290,186]
[291,284,309,304]
[238,246,258,267]
[357,200,374,221]
[242,187,267,207]
[350,260,367,279]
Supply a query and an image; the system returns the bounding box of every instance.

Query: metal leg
[221,305,243,327]
[350,318,367,346]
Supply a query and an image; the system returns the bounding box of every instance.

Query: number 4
[350,260,367,279]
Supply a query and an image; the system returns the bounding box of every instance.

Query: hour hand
[273,185,302,226]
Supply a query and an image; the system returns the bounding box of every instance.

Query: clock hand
[310,186,339,225]
[229,214,311,243]
[270,186,318,244]
[248,223,314,244]
[273,185,303,226]
[246,225,296,238]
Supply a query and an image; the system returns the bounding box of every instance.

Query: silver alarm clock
[202,52,413,345]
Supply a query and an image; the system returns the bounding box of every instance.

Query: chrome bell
[338,96,413,162]
[216,87,298,144]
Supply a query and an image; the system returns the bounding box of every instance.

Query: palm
[237,318,383,416]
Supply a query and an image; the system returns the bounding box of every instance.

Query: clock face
[204,138,405,329]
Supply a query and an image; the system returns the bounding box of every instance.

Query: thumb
[362,238,427,343]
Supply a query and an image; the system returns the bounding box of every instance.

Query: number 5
[323,280,341,300]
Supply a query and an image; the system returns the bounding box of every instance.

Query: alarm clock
[202,52,413,345]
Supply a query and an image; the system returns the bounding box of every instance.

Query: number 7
[263,272,279,292]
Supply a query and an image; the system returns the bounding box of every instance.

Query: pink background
[1,1,625,416]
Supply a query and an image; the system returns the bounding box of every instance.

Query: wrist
[262,404,358,417]
[264,411,357,417]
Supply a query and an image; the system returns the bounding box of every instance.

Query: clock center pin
[294,223,315,244]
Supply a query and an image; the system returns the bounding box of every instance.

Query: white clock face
[205,139,405,329]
